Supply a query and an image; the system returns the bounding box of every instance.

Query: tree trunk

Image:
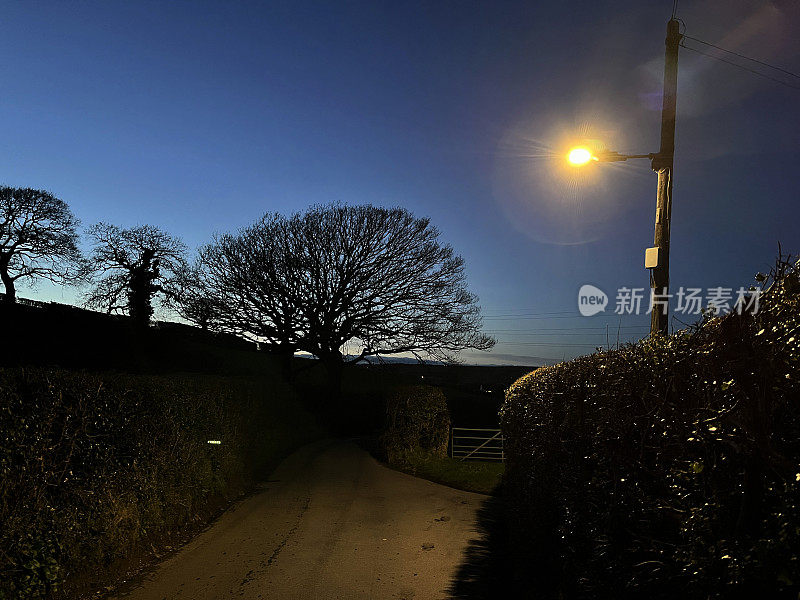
[321,353,344,405]
[128,276,154,328]
[278,349,294,383]
[129,251,156,327]
[0,265,16,302]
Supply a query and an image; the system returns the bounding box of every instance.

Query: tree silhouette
[200,204,494,395]
[86,223,187,326]
[199,213,303,377]
[0,187,85,302]
[169,261,222,331]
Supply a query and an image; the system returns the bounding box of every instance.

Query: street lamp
[566,148,654,164]
[565,18,681,337]
[566,147,595,166]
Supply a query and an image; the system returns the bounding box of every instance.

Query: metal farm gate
[450,427,504,462]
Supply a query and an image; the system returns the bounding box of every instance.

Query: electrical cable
[483,326,648,332]
[681,43,800,91]
[683,34,800,81]
[498,342,607,347]
[481,310,575,317]
[483,314,650,320]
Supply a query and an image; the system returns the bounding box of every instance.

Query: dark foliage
[501,256,800,599]
[0,368,320,599]
[353,362,530,427]
[380,385,451,464]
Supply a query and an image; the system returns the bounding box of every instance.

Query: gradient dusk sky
[2,0,798,365]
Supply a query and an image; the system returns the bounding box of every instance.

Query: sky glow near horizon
[2,0,798,366]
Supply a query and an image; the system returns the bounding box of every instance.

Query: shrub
[0,369,320,599]
[380,385,450,464]
[501,256,800,599]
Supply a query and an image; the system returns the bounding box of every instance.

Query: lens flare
[491,117,650,245]
[567,147,594,166]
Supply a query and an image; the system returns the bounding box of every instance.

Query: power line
[490,328,647,335]
[484,326,648,332]
[499,342,605,347]
[481,310,575,317]
[483,314,580,321]
[482,311,651,321]
[493,333,643,338]
[483,314,649,321]
[681,41,800,91]
[485,331,646,336]
[683,34,800,81]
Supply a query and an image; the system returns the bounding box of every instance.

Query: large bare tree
[168,260,223,332]
[200,204,494,393]
[199,213,306,376]
[0,187,85,302]
[86,223,187,326]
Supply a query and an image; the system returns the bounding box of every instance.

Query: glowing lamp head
[567,147,594,166]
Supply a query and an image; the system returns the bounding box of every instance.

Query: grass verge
[394,449,504,495]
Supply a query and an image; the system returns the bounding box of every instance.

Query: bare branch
[0,187,86,301]
[85,223,187,325]
[201,204,495,370]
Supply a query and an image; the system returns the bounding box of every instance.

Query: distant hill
[303,352,540,368]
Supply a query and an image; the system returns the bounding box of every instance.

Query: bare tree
[200,204,494,394]
[199,214,306,377]
[0,187,85,302]
[86,223,187,326]
[168,260,222,331]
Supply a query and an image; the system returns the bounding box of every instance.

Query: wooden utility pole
[650,19,681,336]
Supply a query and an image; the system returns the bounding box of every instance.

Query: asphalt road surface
[110,439,486,600]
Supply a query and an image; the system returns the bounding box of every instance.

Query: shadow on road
[447,492,531,599]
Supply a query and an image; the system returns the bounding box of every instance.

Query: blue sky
[2,0,798,365]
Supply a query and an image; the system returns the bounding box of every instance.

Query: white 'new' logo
[578,284,608,316]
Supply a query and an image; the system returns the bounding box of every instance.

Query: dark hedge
[501,258,800,599]
[0,369,320,599]
[380,385,450,464]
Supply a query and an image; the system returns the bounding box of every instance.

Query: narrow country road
[110,439,486,600]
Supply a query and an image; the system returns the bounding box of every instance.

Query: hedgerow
[0,369,319,599]
[501,256,800,598]
[380,385,450,465]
